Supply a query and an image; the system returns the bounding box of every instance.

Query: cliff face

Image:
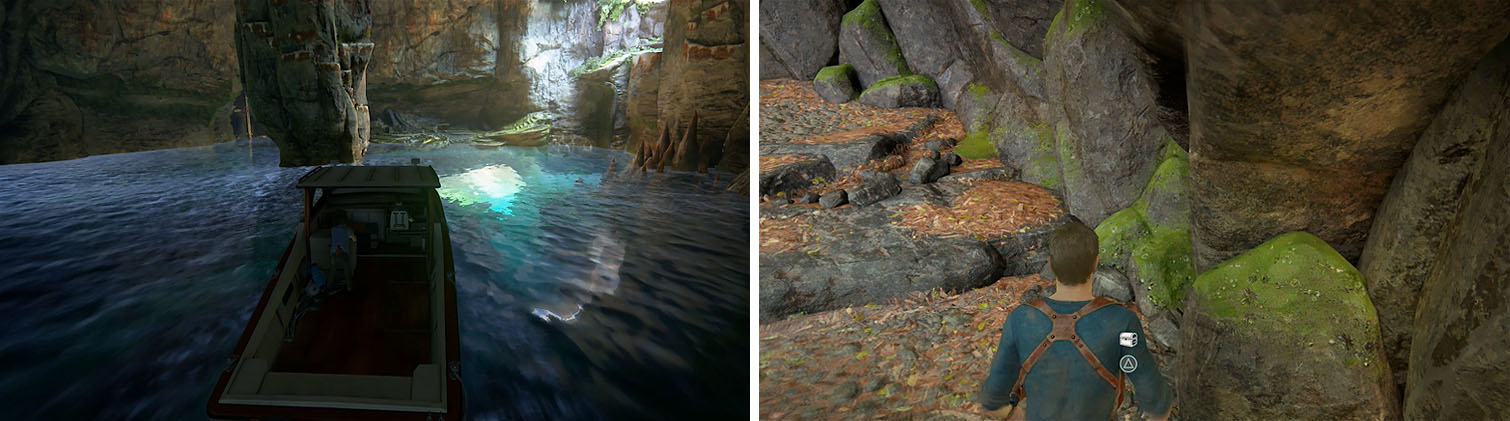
[235,0,373,166]
[0,0,744,173]
[0,1,238,164]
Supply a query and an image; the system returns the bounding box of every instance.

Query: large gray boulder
[837,0,909,87]
[1043,0,1171,228]
[1178,232,1397,420]
[1184,0,1510,270]
[759,0,847,79]
[875,0,964,77]
[856,74,941,109]
[1360,40,1510,394]
[1403,75,1510,419]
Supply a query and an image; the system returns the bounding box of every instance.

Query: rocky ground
[759,274,1177,420]
[758,79,1073,322]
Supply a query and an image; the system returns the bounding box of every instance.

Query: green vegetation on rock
[815,64,856,84]
[863,74,937,92]
[842,0,909,76]
[596,0,654,28]
[1094,140,1193,309]
[570,44,662,78]
[1064,0,1104,36]
[956,125,995,160]
[1191,232,1382,365]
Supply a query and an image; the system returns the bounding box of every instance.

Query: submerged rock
[1178,232,1397,420]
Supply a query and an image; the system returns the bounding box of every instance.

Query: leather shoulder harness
[1009,296,1129,420]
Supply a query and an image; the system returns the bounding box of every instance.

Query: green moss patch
[815,64,856,84]
[863,74,937,93]
[1191,232,1381,360]
[570,44,662,78]
[1064,0,1104,35]
[1093,140,1193,308]
[956,125,995,160]
[842,0,909,76]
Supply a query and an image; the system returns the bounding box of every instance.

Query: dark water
[0,139,749,420]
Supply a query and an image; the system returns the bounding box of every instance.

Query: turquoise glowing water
[0,138,749,419]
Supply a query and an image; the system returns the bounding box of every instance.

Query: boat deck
[272,256,432,377]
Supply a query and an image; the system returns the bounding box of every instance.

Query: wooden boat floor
[271,257,432,377]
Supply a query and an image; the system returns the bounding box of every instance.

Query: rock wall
[235,0,373,166]
[649,0,748,172]
[1359,39,1510,395]
[1183,1,1510,270]
[0,0,239,164]
[1398,40,1510,419]
[758,0,845,80]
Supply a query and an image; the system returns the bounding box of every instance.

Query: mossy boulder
[813,64,859,104]
[1094,139,1191,315]
[837,0,909,87]
[1177,232,1398,420]
[1043,0,1171,227]
[856,74,940,109]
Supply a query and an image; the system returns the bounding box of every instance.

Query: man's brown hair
[1049,219,1098,285]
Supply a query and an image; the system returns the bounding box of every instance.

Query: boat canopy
[295,165,440,190]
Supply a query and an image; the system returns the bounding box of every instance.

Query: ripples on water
[0,138,749,420]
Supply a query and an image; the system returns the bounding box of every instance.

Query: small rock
[1020,285,1044,303]
[942,137,959,147]
[943,152,963,166]
[928,149,941,160]
[820,190,849,208]
[831,381,861,402]
[863,377,888,392]
[924,140,943,152]
[898,346,918,362]
[799,192,821,204]
[908,157,950,184]
[941,309,970,327]
[1038,261,1057,281]
[1147,312,1180,351]
[846,170,902,206]
[1092,268,1134,303]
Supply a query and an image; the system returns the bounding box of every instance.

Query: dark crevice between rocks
[1150,48,1190,151]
